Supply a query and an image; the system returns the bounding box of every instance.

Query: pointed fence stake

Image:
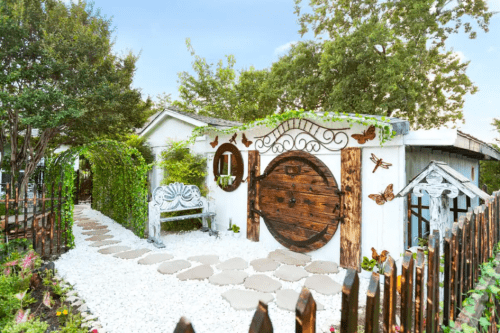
[296,287,316,333]
[249,301,273,333]
[341,268,359,333]
[365,272,380,333]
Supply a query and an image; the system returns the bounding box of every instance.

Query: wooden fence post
[383,256,397,333]
[432,229,441,327]
[41,184,46,257]
[249,301,273,333]
[296,287,316,333]
[414,249,425,333]
[23,184,28,241]
[457,219,465,314]
[50,184,55,255]
[451,223,459,320]
[247,150,260,242]
[32,182,38,251]
[401,250,414,333]
[173,317,195,333]
[341,269,359,333]
[426,231,438,333]
[5,183,9,243]
[443,228,452,326]
[365,272,380,333]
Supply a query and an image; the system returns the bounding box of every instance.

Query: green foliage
[46,140,150,239]
[480,119,500,194]
[361,256,377,272]
[293,0,492,129]
[187,109,396,147]
[159,141,208,195]
[173,39,275,123]
[125,134,155,165]
[231,224,240,233]
[1,318,48,333]
[157,141,208,232]
[0,0,150,188]
[216,175,232,188]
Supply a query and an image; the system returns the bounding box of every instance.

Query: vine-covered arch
[45,140,150,243]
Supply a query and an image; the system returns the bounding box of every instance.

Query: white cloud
[274,41,297,56]
[488,46,498,53]
[453,51,467,63]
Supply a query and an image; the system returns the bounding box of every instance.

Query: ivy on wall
[45,140,150,241]
[185,110,398,145]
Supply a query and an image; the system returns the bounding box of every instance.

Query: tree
[480,119,500,193]
[291,0,493,128]
[173,39,276,122]
[0,0,150,189]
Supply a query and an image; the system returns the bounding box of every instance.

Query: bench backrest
[151,183,205,212]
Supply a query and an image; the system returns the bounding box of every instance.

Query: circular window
[213,143,244,192]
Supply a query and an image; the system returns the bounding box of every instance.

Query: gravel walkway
[54,205,370,333]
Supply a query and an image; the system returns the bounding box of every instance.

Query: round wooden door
[257,151,341,253]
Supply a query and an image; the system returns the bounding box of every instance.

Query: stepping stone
[274,265,309,282]
[77,222,100,227]
[113,248,150,260]
[304,275,341,295]
[275,289,324,312]
[305,261,339,274]
[187,255,220,265]
[83,225,108,230]
[158,260,191,274]
[89,240,121,247]
[216,257,248,270]
[250,258,280,272]
[209,271,248,286]
[98,246,131,255]
[82,230,109,236]
[177,264,214,281]
[244,274,282,293]
[268,249,311,266]
[138,253,174,265]
[221,289,274,310]
[85,235,113,242]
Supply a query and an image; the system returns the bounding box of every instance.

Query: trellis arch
[45,140,150,243]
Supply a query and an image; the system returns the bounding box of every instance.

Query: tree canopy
[0,0,151,188]
[175,0,493,128]
[480,119,500,193]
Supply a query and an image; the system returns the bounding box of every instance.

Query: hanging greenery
[45,140,150,240]
[185,110,397,145]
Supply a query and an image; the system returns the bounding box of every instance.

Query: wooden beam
[340,147,362,271]
[247,150,260,242]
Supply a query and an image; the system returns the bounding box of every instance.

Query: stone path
[73,207,343,313]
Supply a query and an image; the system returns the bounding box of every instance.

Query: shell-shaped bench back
[152,183,203,211]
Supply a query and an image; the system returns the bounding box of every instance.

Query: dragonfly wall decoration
[370,153,392,173]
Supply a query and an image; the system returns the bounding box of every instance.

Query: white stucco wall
[191,119,408,264]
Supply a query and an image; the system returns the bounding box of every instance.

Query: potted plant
[361,256,377,279]
[217,175,232,188]
[231,224,241,238]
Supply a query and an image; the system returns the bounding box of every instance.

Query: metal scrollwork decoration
[254,118,349,154]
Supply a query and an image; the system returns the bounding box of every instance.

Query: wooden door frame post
[247,150,260,241]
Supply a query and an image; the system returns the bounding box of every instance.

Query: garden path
[54,205,369,333]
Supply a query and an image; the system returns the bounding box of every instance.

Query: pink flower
[53,282,57,285]
[3,267,11,276]
[330,325,335,332]
[21,251,37,270]
[92,330,99,333]
[15,309,30,324]
[14,291,26,300]
[4,260,18,267]
[43,291,52,308]
[395,325,401,332]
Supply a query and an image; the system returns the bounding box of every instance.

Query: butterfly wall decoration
[229,133,237,144]
[370,153,392,173]
[351,125,376,144]
[242,133,253,148]
[209,136,219,148]
[368,184,395,205]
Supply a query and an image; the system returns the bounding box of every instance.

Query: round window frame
[213,143,244,192]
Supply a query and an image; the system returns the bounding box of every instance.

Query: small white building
[141,108,500,270]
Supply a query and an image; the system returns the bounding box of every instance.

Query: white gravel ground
[54,206,370,333]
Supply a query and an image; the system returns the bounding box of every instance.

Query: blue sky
[70,0,500,143]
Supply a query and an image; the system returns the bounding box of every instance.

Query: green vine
[442,242,500,333]
[185,110,397,146]
[45,140,150,240]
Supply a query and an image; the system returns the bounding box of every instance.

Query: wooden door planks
[340,147,362,270]
[247,150,260,242]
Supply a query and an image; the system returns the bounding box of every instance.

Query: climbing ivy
[45,140,150,240]
[185,110,397,146]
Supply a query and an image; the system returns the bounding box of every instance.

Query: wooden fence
[172,191,500,333]
[1,182,70,258]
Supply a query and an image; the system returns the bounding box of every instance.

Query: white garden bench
[148,183,216,248]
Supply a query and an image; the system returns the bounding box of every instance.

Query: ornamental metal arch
[45,140,149,238]
[254,118,350,154]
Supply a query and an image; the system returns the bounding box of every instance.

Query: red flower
[91,330,99,333]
